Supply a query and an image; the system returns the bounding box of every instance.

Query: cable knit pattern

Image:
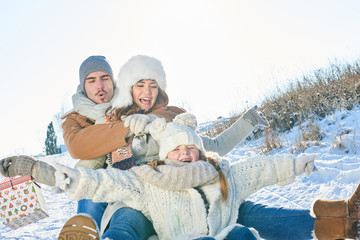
[68,153,297,240]
[273,154,297,185]
[130,159,219,190]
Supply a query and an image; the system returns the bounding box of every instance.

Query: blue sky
[1,0,360,156]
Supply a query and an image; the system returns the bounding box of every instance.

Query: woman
[53,113,322,240]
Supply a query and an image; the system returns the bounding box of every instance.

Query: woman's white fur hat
[111,55,166,109]
[149,112,206,159]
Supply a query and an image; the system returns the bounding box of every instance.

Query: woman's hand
[124,114,157,135]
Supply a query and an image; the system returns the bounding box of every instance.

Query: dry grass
[331,126,358,154]
[260,60,360,133]
[290,121,324,154]
[260,128,283,153]
[204,59,360,153]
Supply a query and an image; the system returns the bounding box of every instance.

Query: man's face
[84,71,114,104]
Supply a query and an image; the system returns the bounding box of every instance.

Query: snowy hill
[1,108,359,239]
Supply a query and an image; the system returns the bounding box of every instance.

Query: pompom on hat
[79,56,114,94]
[111,55,167,109]
[149,112,206,160]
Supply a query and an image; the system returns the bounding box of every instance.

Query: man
[62,55,128,163]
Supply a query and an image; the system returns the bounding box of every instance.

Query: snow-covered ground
[1,108,359,239]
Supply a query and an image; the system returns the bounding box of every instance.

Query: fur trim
[311,230,318,240]
[111,55,166,109]
[310,199,318,218]
[249,227,261,239]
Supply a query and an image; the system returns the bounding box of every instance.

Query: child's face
[166,145,200,163]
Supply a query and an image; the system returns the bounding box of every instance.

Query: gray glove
[32,161,56,186]
[242,105,269,127]
[0,155,36,178]
[0,155,56,186]
[124,114,157,136]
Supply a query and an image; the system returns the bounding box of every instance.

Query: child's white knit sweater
[70,153,297,240]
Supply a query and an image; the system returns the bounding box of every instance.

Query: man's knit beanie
[149,112,206,159]
[79,56,114,93]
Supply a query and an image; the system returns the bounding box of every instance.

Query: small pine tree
[45,121,57,155]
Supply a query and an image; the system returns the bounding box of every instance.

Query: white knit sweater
[70,153,297,240]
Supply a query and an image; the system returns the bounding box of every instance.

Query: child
[54,113,321,240]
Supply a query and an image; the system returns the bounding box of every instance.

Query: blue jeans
[226,226,257,240]
[196,226,257,239]
[78,200,155,240]
[102,207,155,240]
[237,201,315,240]
[77,199,107,230]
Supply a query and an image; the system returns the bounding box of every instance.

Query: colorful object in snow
[0,176,48,230]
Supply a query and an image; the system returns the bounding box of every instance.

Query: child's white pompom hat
[149,112,206,159]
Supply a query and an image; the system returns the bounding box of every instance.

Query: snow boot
[313,218,359,240]
[312,183,360,239]
[349,182,360,219]
[58,214,100,240]
[312,199,348,218]
[312,182,360,219]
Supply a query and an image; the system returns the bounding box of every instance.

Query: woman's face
[132,80,159,112]
[166,145,200,162]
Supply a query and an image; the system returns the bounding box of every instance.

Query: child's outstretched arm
[53,163,145,207]
[230,153,318,200]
